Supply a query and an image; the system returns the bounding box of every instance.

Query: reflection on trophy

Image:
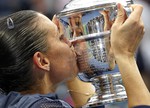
[57,0,133,107]
[69,14,95,76]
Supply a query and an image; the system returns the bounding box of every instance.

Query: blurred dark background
[0,0,70,19]
[0,0,150,108]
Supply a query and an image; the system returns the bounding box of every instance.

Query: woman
[0,4,149,108]
[0,10,78,107]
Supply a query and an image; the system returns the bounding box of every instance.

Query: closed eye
[59,35,65,40]
[59,35,71,46]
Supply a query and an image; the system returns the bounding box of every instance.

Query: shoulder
[0,91,72,108]
[30,97,72,108]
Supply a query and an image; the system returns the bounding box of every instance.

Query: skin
[28,13,78,94]
[45,19,78,84]
[111,4,150,107]
[53,15,95,107]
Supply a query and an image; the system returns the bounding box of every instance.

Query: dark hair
[0,10,49,93]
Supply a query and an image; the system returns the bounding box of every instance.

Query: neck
[20,73,56,95]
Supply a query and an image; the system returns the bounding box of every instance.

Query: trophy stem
[83,73,127,108]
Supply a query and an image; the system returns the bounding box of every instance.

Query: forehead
[37,13,58,36]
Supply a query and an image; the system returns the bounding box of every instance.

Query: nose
[63,36,78,56]
[63,36,72,47]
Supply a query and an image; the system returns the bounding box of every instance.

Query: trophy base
[83,73,127,108]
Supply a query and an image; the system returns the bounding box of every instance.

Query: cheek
[46,39,79,81]
[49,61,75,84]
[48,47,77,83]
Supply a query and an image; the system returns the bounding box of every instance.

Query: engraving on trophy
[57,0,133,107]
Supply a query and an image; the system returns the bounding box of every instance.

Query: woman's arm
[66,77,95,108]
[111,3,150,107]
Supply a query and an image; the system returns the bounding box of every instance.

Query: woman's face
[39,14,78,84]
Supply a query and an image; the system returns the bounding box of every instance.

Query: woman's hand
[52,15,64,37]
[111,4,150,107]
[111,4,144,58]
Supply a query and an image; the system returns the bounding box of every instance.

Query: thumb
[52,15,59,26]
[115,3,127,25]
[52,15,65,35]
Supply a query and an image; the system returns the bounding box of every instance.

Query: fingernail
[53,14,56,19]
[53,15,59,21]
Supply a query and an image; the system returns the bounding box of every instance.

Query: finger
[52,15,59,25]
[114,3,127,25]
[58,21,65,35]
[108,48,116,70]
[101,10,111,31]
[128,4,143,21]
[124,5,143,26]
[69,17,76,27]
[52,15,64,35]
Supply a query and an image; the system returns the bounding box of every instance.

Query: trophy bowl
[57,0,133,107]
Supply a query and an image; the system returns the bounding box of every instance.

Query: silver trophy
[57,0,133,107]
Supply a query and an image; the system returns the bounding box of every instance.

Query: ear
[33,52,50,71]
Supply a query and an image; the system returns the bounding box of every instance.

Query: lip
[70,44,77,60]
[74,51,78,60]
